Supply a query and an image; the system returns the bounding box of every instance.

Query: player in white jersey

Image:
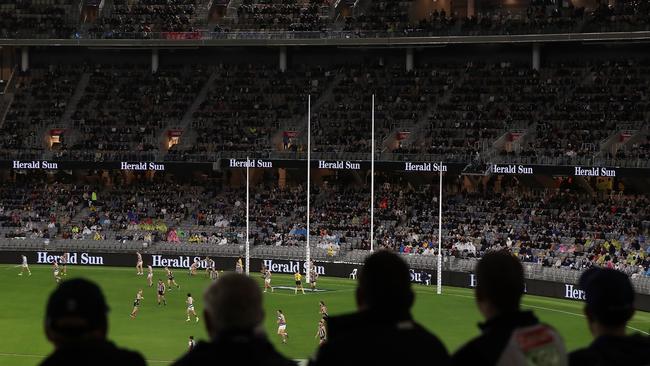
[235,257,243,274]
[189,259,199,276]
[19,255,31,276]
[147,265,154,287]
[136,252,144,275]
[188,336,196,351]
[204,257,214,277]
[185,293,199,322]
[263,269,274,293]
[52,261,61,283]
[130,289,144,319]
[209,267,219,281]
[315,319,327,345]
[60,253,69,276]
[276,310,288,344]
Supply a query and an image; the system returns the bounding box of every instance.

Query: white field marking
[0,352,45,358]
[265,288,355,297]
[439,291,650,336]
[0,352,306,365]
[414,286,650,323]
[0,353,171,364]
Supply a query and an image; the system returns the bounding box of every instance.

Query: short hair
[580,268,635,328]
[358,250,413,310]
[45,278,109,337]
[203,273,263,335]
[475,251,525,312]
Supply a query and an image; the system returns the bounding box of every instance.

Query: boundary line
[443,292,650,335]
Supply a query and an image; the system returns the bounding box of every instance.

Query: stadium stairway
[275,71,343,151]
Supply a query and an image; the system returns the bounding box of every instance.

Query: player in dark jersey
[309,267,318,291]
[315,319,327,345]
[294,272,305,295]
[319,301,329,319]
[157,280,167,306]
[130,289,144,319]
[165,266,180,290]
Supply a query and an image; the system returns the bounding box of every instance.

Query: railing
[2,27,650,42]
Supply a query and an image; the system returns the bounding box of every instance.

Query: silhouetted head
[356,250,414,312]
[580,268,634,332]
[203,274,264,339]
[475,251,525,318]
[45,278,109,346]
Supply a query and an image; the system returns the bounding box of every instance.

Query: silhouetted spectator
[41,278,146,366]
[452,250,567,365]
[569,268,650,366]
[309,250,450,366]
[172,273,295,366]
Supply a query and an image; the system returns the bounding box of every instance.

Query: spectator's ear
[355,286,367,311]
[203,309,214,339]
[45,322,58,345]
[405,288,415,309]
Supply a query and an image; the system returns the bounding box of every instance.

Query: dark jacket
[172,331,295,366]
[40,340,146,366]
[569,334,650,366]
[452,311,540,366]
[309,309,450,366]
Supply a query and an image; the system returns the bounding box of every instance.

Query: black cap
[579,268,635,327]
[46,278,109,336]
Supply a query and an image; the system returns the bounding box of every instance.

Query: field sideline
[1,264,648,366]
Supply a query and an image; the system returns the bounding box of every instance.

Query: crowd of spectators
[0,0,75,39]
[53,64,208,162]
[3,0,650,38]
[372,177,650,278]
[88,0,203,38]
[1,172,647,277]
[168,63,328,161]
[0,65,79,159]
[312,63,458,156]
[2,60,649,164]
[1,59,649,164]
[235,1,325,32]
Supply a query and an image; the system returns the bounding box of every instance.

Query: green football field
[1,264,649,366]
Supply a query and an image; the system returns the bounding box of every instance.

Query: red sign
[50,129,65,136]
[162,32,202,40]
[396,131,410,140]
[167,129,183,137]
[284,131,299,138]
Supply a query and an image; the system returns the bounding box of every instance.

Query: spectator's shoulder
[568,347,594,366]
[451,336,485,366]
[118,348,146,366]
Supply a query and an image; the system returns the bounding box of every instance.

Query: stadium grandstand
[0,0,649,365]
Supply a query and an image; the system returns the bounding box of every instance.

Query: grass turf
[0,264,649,365]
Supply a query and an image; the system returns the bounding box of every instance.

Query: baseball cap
[46,278,110,336]
[579,267,635,327]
